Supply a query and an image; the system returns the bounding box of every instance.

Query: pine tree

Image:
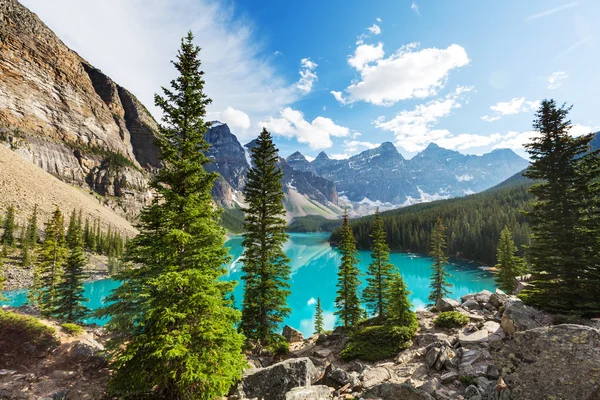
[362,208,394,318]
[494,227,526,293]
[314,297,324,335]
[1,205,15,247]
[335,209,362,327]
[521,100,600,315]
[66,209,79,249]
[29,206,68,316]
[21,239,31,267]
[388,270,416,326]
[98,32,244,399]
[240,128,291,345]
[429,217,452,306]
[25,205,39,249]
[83,218,91,249]
[54,216,89,322]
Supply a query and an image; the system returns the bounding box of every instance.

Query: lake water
[1,233,496,337]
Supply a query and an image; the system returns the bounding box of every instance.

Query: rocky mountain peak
[286,151,316,175]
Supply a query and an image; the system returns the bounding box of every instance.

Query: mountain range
[0,0,536,230]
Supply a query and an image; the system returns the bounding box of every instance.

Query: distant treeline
[287,215,342,232]
[330,178,533,265]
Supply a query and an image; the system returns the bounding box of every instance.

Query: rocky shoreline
[1,290,599,399]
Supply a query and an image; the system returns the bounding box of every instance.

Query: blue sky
[23,0,599,159]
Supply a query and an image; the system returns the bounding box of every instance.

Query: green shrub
[434,311,470,328]
[0,310,57,359]
[61,322,84,336]
[341,322,417,361]
[268,334,289,356]
[460,375,475,386]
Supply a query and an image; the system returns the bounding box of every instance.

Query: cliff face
[0,0,159,217]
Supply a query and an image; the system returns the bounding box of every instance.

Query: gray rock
[49,370,77,380]
[231,357,320,400]
[360,366,391,390]
[474,290,493,304]
[418,377,441,394]
[440,370,458,384]
[489,289,508,308]
[316,334,328,344]
[486,364,500,380]
[500,299,552,335]
[462,299,482,310]
[465,384,482,400]
[285,385,331,400]
[322,364,360,389]
[459,348,493,378]
[490,324,600,400]
[486,377,511,400]
[483,302,497,312]
[461,294,476,303]
[473,376,493,394]
[282,325,304,343]
[458,328,489,345]
[364,382,434,400]
[437,298,460,312]
[425,347,441,369]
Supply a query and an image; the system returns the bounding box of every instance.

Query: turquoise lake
[1,232,496,337]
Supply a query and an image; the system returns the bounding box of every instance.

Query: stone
[461,294,476,303]
[487,377,511,400]
[360,366,391,390]
[231,357,320,400]
[483,302,496,312]
[49,370,77,380]
[415,332,451,347]
[489,289,508,308]
[437,298,460,312]
[473,377,493,394]
[0,369,16,377]
[316,334,328,344]
[500,299,552,335]
[312,349,331,358]
[459,349,493,378]
[425,347,441,369]
[285,385,331,400]
[282,325,304,343]
[440,371,459,384]
[458,328,489,345]
[486,365,500,380]
[474,290,493,304]
[434,388,461,400]
[418,377,441,394]
[465,385,482,400]
[322,364,360,389]
[364,382,434,400]
[490,324,600,400]
[462,299,482,310]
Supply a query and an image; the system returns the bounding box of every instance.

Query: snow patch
[359,197,384,207]
[244,148,253,167]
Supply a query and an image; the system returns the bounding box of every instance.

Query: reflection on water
[2,233,496,337]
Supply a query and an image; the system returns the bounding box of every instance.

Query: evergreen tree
[98,32,244,399]
[66,209,79,249]
[25,205,39,249]
[29,206,68,316]
[54,216,89,322]
[387,270,416,326]
[314,297,324,335]
[21,239,31,267]
[83,218,91,249]
[494,227,526,293]
[1,205,15,247]
[362,208,394,318]
[335,209,362,327]
[240,128,291,345]
[521,100,600,315]
[429,217,452,306]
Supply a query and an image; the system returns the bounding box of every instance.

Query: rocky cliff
[0,0,159,218]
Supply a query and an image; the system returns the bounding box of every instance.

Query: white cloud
[331,140,379,159]
[296,58,318,93]
[547,72,568,89]
[367,24,382,35]
[334,42,470,106]
[20,0,314,142]
[307,297,317,306]
[331,91,347,105]
[260,107,350,149]
[411,1,420,15]
[209,106,251,130]
[481,97,540,122]
[491,124,597,151]
[376,17,382,23]
[525,2,578,21]
[348,42,385,71]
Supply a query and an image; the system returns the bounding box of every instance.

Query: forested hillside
[331,173,534,265]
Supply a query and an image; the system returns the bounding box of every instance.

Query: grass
[0,310,58,359]
[434,311,470,328]
[61,322,85,336]
[340,321,418,361]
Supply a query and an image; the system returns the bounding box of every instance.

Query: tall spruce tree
[521,99,600,315]
[240,128,291,345]
[387,270,416,326]
[335,209,362,327]
[429,217,452,306]
[66,209,79,249]
[29,206,68,316]
[362,208,394,318]
[25,205,39,249]
[54,217,89,322]
[98,32,245,399]
[494,227,526,293]
[314,297,324,335]
[1,205,15,247]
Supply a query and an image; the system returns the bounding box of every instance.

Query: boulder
[364,382,434,400]
[285,385,331,400]
[491,324,600,400]
[487,377,511,400]
[474,290,493,304]
[437,298,460,312]
[231,357,320,400]
[500,299,552,335]
[465,385,482,400]
[489,289,508,308]
[424,341,454,371]
[321,364,360,389]
[282,325,304,343]
[462,299,482,310]
[360,366,391,390]
[461,294,476,303]
[418,377,441,394]
[459,348,493,378]
[440,371,458,384]
[459,328,490,345]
